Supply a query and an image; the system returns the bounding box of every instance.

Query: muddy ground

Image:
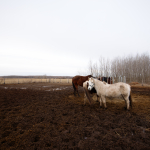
[0,83,150,150]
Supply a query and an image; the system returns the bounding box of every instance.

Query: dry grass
[129,82,139,85]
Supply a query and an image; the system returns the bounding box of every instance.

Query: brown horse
[72,75,92,96]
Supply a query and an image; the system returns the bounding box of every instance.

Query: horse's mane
[102,81,107,85]
[87,75,93,78]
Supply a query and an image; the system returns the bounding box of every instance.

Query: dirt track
[0,83,150,150]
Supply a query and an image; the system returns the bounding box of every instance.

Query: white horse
[88,77,132,110]
[83,81,99,105]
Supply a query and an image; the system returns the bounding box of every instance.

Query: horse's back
[113,82,130,95]
[72,75,81,82]
[102,82,130,97]
[117,82,130,89]
[73,75,91,85]
[72,75,80,80]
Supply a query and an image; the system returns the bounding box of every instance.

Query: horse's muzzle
[88,87,92,91]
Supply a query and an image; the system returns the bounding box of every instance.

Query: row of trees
[84,53,150,83]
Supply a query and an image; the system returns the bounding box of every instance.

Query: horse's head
[88,77,95,91]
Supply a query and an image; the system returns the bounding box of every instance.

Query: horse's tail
[72,82,76,92]
[129,91,132,108]
[72,81,75,89]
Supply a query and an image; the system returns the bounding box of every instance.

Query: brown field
[0,78,72,84]
[0,82,150,150]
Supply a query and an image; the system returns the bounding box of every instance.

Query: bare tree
[88,60,93,75]
[85,52,150,83]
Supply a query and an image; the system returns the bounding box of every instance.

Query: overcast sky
[0,0,150,76]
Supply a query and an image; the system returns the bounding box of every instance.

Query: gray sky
[0,0,150,76]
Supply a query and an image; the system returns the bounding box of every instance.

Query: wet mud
[0,83,150,150]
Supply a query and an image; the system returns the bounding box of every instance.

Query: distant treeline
[0,76,73,79]
[87,53,150,83]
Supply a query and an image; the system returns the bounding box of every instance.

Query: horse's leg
[76,81,81,97]
[101,95,107,109]
[76,87,80,97]
[84,93,86,105]
[72,82,76,96]
[124,96,130,110]
[124,99,127,110]
[78,92,80,97]
[121,94,129,110]
[74,89,76,96]
[99,96,102,108]
[74,84,78,96]
[96,94,99,102]
[74,85,80,97]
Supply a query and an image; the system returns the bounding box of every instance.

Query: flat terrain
[0,83,150,150]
